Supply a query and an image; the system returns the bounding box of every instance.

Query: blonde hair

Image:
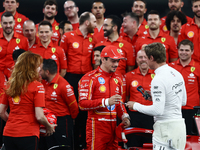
[6,51,43,97]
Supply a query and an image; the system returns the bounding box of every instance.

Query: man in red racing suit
[78,45,130,150]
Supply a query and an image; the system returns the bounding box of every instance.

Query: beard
[3,27,13,35]
[44,14,55,20]
[104,28,113,37]
[87,23,95,33]
[194,12,200,18]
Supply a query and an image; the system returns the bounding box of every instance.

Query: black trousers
[3,136,38,150]
[126,109,154,147]
[182,109,196,135]
[65,73,87,149]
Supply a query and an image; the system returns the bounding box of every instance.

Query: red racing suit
[78,67,129,150]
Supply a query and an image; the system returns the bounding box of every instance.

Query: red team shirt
[2,81,45,138]
[0,31,29,74]
[0,11,29,35]
[169,59,200,109]
[93,26,105,43]
[60,28,97,74]
[71,23,79,31]
[96,37,135,75]
[135,30,178,63]
[125,68,154,111]
[29,41,67,72]
[120,30,142,46]
[36,20,61,46]
[42,74,79,117]
[178,18,200,62]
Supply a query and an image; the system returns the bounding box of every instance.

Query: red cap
[101,45,124,59]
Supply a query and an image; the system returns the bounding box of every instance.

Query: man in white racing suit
[127,42,187,150]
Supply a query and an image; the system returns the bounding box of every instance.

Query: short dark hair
[106,15,122,34]
[191,0,200,5]
[165,10,187,31]
[92,0,105,8]
[4,0,18,2]
[144,42,166,63]
[133,0,147,7]
[12,49,26,61]
[79,12,91,25]
[42,59,57,74]
[1,12,14,21]
[122,12,139,26]
[93,45,106,53]
[44,0,58,11]
[59,20,71,30]
[147,10,160,19]
[38,21,52,31]
[178,39,194,51]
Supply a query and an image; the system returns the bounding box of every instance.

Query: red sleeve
[60,33,68,54]
[168,36,178,59]
[61,83,79,119]
[58,47,67,69]
[1,93,9,105]
[34,83,45,107]
[178,25,187,46]
[78,76,104,110]
[125,73,131,97]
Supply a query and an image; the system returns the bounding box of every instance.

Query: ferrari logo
[145,25,149,29]
[191,67,195,72]
[161,38,166,43]
[119,43,124,48]
[16,38,20,44]
[89,37,93,42]
[55,26,59,30]
[151,74,155,79]
[52,47,56,53]
[53,84,58,89]
[17,18,22,22]
[114,78,118,84]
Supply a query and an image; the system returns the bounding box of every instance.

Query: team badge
[17,18,22,22]
[187,31,194,38]
[151,74,155,79]
[162,25,168,32]
[12,96,21,104]
[53,83,58,89]
[141,44,147,49]
[89,37,93,42]
[98,77,105,84]
[107,104,115,111]
[191,67,195,72]
[72,42,79,48]
[131,80,138,87]
[0,47,2,52]
[119,43,124,48]
[145,25,149,29]
[117,49,121,54]
[161,37,166,43]
[52,47,56,53]
[16,38,20,44]
[55,26,59,30]
[114,78,118,84]
[99,85,106,93]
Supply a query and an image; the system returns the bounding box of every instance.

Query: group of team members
[0,0,200,150]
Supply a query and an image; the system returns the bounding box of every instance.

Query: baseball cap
[100,45,124,59]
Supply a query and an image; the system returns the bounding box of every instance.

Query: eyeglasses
[64,5,75,11]
[103,24,114,28]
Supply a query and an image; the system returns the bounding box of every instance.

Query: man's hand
[108,94,122,105]
[122,117,130,128]
[126,101,135,110]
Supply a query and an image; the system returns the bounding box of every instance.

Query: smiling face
[38,25,52,44]
[3,0,19,14]
[43,4,57,20]
[64,1,78,18]
[1,16,15,35]
[101,57,120,73]
[136,50,148,70]
[103,18,114,37]
[170,15,182,32]
[178,44,193,62]
[132,1,147,17]
[192,1,200,18]
[168,0,183,11]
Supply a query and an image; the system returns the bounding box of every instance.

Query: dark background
[0,0,194,24]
